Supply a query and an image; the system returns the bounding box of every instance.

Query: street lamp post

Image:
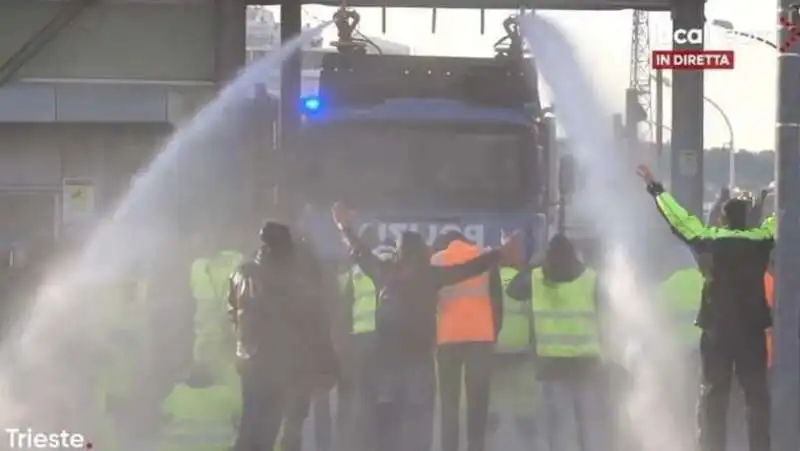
[711,19,779,49]
[653,75,736,187]
[655,69,665,176]
[703,95,736,188]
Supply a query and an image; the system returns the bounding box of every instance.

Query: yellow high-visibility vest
[531,268,600,357]
[495,267,531,353]
[190,250,243,365]
[339,268,377,334]
[159,380,241,451]
[103,277,149,399]
[190,250,243,302]
[661,268,703,349]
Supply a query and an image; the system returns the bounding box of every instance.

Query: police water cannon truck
[273,9,570,258]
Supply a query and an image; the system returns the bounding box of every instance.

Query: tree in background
[637,142,774,200]
[703,148,774,193]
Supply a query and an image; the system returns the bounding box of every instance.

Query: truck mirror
[558,154,575,197]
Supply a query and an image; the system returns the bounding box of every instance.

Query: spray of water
[520,14,693,451]
[0,22,330,446]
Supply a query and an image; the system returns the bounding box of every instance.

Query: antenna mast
[629,10,653,143]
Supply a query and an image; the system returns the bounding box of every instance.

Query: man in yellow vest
[495,265,532,355]
[506,233,607,451]
[658,249,704,450]
[101,273,151,450]
[336,236,395,451]
[159,363,241,451]
[487,264,539,450]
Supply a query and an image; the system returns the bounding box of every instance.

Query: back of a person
[529,234,599,378]
[235,255,314,378]
[700,235,773,333]
[375,263,440,362]
[432,240,493,344]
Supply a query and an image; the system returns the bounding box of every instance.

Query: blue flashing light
[301,96,322,114]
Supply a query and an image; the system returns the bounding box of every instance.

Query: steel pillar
[280,0,302,144]
[669,0,704,216]
[214,0,250,229]
[275,0,302,221]
[655,69,664,177]
[771,1,800,449]
[215,0,246,83]
[624,87,641,147]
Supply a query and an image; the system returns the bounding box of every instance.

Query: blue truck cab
[281,52,554,259]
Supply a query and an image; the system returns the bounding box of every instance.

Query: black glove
[646,181,665,196]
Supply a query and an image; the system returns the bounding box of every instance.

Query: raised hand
[636,164,657,186]
[331,202,354,229]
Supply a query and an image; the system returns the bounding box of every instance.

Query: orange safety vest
[764,271,774,368]
[431,240,494,344]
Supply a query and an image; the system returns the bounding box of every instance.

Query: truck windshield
[293,123,531,210]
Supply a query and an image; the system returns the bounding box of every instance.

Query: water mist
[520,14,693,451]
[0,23,330,449]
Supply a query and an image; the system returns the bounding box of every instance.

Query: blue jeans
[541,377,608,451]
[372,357,436,451]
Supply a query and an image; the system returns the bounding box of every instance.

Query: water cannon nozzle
[332,8,365,54]
[494,15,524,60]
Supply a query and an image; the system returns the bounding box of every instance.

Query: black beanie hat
[259,221,293,251]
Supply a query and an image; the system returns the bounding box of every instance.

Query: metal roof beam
[251,0,671,11]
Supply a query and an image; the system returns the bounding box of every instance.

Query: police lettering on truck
[359,223,486,248]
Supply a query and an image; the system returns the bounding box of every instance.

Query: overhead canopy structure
[251,0,671,11]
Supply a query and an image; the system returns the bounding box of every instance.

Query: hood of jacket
[542,234,586,284]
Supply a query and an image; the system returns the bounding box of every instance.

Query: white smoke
[520,13,692,451]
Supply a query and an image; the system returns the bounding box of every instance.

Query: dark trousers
[437,342,494,451]
[698,330,770,451]
[234,363,310,451]
[374,356,437,451]
[336,333,377,451]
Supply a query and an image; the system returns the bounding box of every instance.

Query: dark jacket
[505,242,603,380]
[228,243,337,387]
[341,227,501,364]
[647,183,774,335]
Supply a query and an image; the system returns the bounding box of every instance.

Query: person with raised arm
[330,202,522,451]
[636,164,774,451]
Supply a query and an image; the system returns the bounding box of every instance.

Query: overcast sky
[271,0,776,151]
